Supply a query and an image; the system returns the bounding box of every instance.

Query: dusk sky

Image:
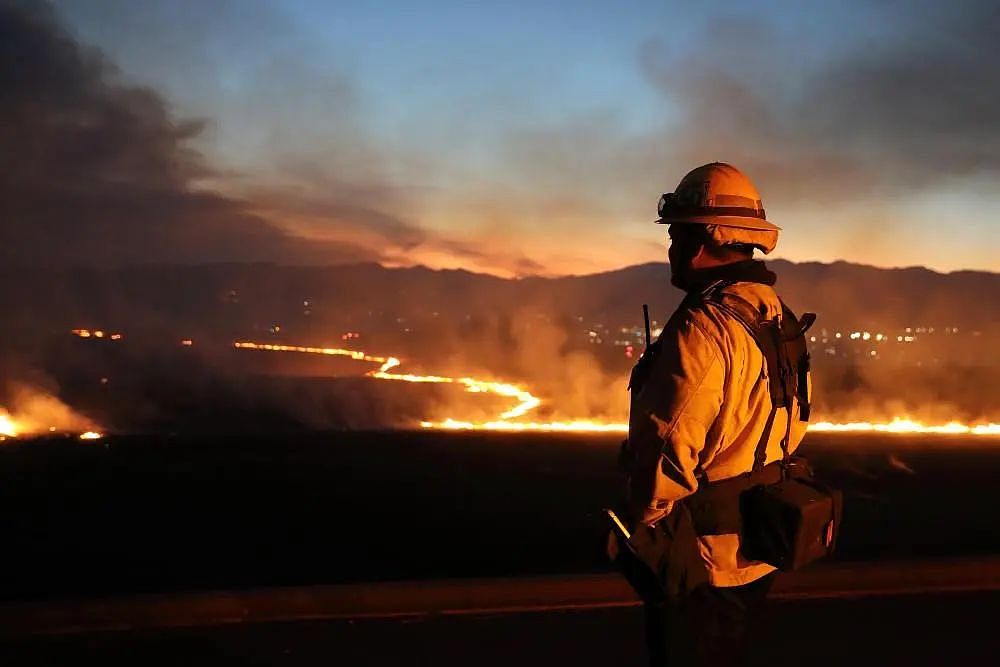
[4,0,998,276]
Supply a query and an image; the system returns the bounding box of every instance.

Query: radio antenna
[642,304,651,349]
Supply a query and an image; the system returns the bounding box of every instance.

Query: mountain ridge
[0,258,996,338]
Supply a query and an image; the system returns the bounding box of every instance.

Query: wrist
[631,500,674,527]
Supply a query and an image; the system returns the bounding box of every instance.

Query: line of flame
[0,414,104,441]
[234,340,1000,437]
[808,419,1000,436]
[233,341,389,364]
[417,418,1000,436]
[235,343,542,421]
[419,418,628,433]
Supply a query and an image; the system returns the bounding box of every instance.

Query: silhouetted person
[617,163,813,666]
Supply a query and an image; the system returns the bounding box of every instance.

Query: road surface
[1,557,998,666]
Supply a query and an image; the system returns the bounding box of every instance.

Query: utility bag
[739,463,843,570]
[705,282,843,571]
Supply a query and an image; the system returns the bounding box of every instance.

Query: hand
[606,529,620,562]
[632,501,674,528]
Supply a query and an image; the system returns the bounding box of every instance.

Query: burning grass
[0,385,102,441]
[234,340,1000,437]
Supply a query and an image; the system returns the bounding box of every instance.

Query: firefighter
[617,162,812,666]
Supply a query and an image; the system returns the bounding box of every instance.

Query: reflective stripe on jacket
[625,280,809,587]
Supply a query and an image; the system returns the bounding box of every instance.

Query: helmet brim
[654,215,781,232]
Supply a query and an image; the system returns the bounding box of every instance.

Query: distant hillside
[539,260,1000,333]
[1,259,996,428]
[0,259,996,341]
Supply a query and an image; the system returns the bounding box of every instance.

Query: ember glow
[0,388,103,441]
[0,413,17,438]
[72,328,123,340]
[235,340,999,437]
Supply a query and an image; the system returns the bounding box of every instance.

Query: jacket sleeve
[627,311,725,524]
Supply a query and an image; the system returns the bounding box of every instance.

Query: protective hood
[706,224,779,254]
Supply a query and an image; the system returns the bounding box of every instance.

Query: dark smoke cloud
[418,0,999,274]
[4,0,998,277]
[0,1,490,269]
[806,2,1000,181]
[642,0,1000,200]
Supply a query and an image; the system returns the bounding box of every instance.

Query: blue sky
[44,0,1000,275]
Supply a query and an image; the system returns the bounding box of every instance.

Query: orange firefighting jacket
[625,271,809,587]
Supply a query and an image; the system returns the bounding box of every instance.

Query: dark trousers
[643,573,775,667]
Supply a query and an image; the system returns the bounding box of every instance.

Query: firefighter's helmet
[656,162,780,253]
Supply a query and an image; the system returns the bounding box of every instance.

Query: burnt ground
[0,591,997,666]
[0,431,997,602]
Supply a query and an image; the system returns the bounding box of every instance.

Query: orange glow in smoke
[0,411,103,441]
[0,414,17,438]
[2,384,104,441]
[234,340,999,436]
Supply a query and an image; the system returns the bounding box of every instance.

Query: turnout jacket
[624,261,808,587]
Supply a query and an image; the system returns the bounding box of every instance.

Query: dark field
[0,431,997,602]
[4,592,999,667]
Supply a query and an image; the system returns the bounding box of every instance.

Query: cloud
[7,1,997,276]
[0,1,524,272]
[641,1,1000,199]
[0,1,376,266]
[401,0,1000,273]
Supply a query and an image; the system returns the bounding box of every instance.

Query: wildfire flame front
[234,340,1000,437]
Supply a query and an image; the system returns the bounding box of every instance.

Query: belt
[684,461,786,536]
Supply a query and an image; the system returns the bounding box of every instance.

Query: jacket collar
[684,259,777,293]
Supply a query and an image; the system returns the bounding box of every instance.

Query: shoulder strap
[772,312,794,474]
[780,300,815,422]
[701,283,797,473]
